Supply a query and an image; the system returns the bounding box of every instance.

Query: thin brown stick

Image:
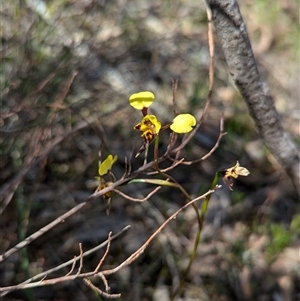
[207,6,215,94]
[183,115,226,164]
[83,278,121,299]
[113,186,162,202]
[171,6,215,156]
[98,273,110,293]
[171,79,178,116]
[94,232,112,273]
[65,256,77,277]
[147,158,185,175]
[75,243,84,277]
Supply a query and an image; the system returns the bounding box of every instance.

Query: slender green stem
[154,135,160,170]
[170,171,220,300]
[200,172,220,216]
[150,165,202,301]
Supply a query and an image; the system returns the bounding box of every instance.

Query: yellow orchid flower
[170,113,196,133]
[134,115,161,157]
[98,154,118,176]
[220,161,250,190]
[134,115,162,142]
[129,91,155,110]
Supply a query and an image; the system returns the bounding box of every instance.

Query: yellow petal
[170,114,196,133]
[129,91,155,110]
[99,154,118,176]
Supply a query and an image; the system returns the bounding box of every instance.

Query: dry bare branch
[75,243,84,277]
[113,186,162,202]
[65,256,77,277]
[94,232,112,273]
[183,114,226,164]
[83,278,121,299]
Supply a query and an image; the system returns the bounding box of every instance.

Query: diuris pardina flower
[134,115,161,157]
[129,91,196,157]
[134,115,162,141]
[219,161,250,190]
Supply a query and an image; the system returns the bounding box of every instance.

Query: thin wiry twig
[147,158,185,175]
[121,156,130,179]
[94,232,112,273]
[65,256,77,277]
[83,278,121,299]
[113,186,162,202]
[182,115,226,165]
[170,5,215,156]
[75,243,84,277]
[98,273,110,293]
[171,79,178,116]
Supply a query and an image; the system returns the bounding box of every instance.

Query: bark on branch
[205,0,300,194]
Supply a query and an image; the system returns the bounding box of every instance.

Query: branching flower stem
[170,171,220,300]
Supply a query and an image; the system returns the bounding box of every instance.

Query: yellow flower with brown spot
[133,115,161,157]
[134,114,162,142]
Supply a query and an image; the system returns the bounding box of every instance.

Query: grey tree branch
[205,0,300,194]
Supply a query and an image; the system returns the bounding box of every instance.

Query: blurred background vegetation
[0,0,299,300]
